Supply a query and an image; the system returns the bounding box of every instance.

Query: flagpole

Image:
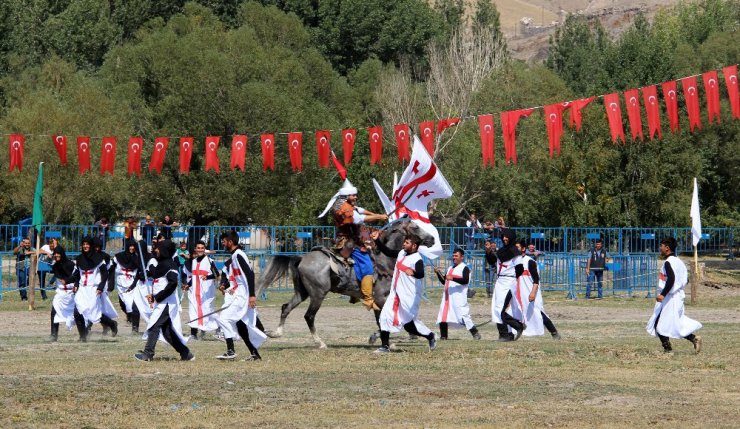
[691,245,698,305]
[29,161,45,311]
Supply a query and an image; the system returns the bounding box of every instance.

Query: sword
[185,305,230,324]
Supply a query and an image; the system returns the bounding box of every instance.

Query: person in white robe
[182,240,219,340]
[372,231,436,353]
[215,230,266,361]
[434,248,480,340]
[111,240,143,334]
[488,229,526,341]
[646,237,702,353]
[74,236,118,338]
[510,241,560,340]
[49,246,86,341]
[134,240,193,361]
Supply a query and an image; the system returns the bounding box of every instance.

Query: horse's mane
[380,219,435,251]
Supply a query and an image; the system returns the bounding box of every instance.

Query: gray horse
[256,219,435,348]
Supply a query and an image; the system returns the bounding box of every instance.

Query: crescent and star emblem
[688,86,696,95]
[398,130,406,138]
[80,142,89,152]
[371,132,379,142]
[235,141,243,150]
[319,137,327,146]
[484,124,492,133]
[104,142,113,152]
[629,97,637,106]
[155,142,164,152]
[12,141,20,150]
[182,141,190,151]
[549,113,557,122]
[208,142,216,151]
[730,75,738,84]
[648,95,656,104]
[423,128,431,136]
[55,136,65,145]
[264,139,271,148]
[131,143,140,152]
[668,90,676,99]
[609,102,618,111]
[291,140,299,149]
[344,133,352,142]
[708,78,716,88]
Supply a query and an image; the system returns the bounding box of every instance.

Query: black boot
[50,323,59,342]
[496,323,513,342]
[469,326,481,340]
[439,322,448,340]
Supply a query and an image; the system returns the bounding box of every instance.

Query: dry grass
[1,278,739,428]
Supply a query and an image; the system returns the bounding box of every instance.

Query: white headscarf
[318,179,357,218]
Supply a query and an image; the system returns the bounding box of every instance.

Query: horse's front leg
[269,291,306,338]
[304,297,327,349]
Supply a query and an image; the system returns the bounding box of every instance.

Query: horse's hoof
[368,332,379,345]
[266,331,282,338]
[318,342,328,349]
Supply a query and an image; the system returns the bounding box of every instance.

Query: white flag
[390,136,453,259]
[690,177,702,247]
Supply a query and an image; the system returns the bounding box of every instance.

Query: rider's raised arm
[374,237,399,259]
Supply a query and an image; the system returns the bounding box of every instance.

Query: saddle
[313,247,358,294]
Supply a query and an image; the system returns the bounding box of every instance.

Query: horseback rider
[320,179,387,310]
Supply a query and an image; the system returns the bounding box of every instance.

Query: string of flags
[4,64,738,175]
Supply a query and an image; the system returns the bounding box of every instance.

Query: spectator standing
[95,217,110,250]
[37,237,59,300]
[123,217,137,240]
[525,243,545,260]
[177,241,190,285]
[140,215,156,244]
[159,215,179,240]
[14,238,34,301]
[465,213,482,249]
[483,239,497,298]
[586,239,607,299]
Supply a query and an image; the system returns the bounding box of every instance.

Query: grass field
[1,271,738,428]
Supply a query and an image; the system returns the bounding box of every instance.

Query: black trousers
[380,322,432,348]
[143,305,190,357]
[655,313,695,349]
[497,290,525,336]
[542,312,557,334]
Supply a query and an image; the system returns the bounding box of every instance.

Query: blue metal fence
[0,223,733,302]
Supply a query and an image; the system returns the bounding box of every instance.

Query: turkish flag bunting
[567,97,595,131]
[723,65,740,119]
[419,121,435,155]
[437,117,460,134]
[603,93,625,144]
[702,71,721,124]
[331,150,347,180]
[52,135,68,165]
[478,114,495,168]
[127,137,143,177]
[682,76,702,132]
[315,130,331,169]
[77,136,91,174]
[368,126,382,165]
[149,137,169,174]
[100,136,117,176]
[204,136,220,173]
[641,85,663,140]
[623,89,644,141]
[501,109,534,164]
[288,132,303,172]
[261,134,275,171]
[8,134,24,172]
[341,128,356,165]
[230,135,247,171]
[179,137,193,174]
[544,103,570,158]
[662,80,680,133]
[394,124,411,163]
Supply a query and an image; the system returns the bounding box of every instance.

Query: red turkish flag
[394,124,411,163]
[100,136,117,176]
[127,137,143,177]
[331,150,347,180]
[419,121,435,156]
[204,136,220,173]
[437,117,460,134]
[544,103,570,158]
[662,80,680,133]
[341,128,356,165]
[567,97,595,132]
[603,93,625,144]
[682,76,702,132]
[368,126,382,165]
[623,89,644,141]
[77,136,91,174]
[723,65,740,119]
[641,85,663,140]
[702,71,721,125]
[230,135,247,171]
[179,137,193,174]
[261,134,275,171]
[149,137,169,174]
[8,134,24,172]
[315,130,331,169]
[478,114,494,168]
[288,132,303,172]
[501,109,534,164]
[52,135,68,165]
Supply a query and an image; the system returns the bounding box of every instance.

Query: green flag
[32,162,44,232]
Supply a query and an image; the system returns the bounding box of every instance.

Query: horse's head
[378,219,435,252]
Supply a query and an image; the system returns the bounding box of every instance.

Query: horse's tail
[257,255,303,295]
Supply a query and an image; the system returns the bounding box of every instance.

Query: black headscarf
[115,239,139,270]
[51,245,76,280]
[76,236,103,271]
[496,228,519,262]
[151,239,176,278]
